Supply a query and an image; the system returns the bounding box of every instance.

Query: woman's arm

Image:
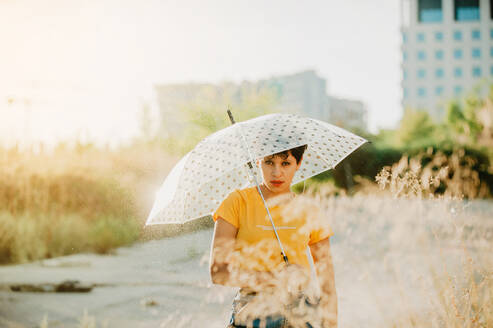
[209,217,237,286]
[309,238,337,328]
[209,217,274,289]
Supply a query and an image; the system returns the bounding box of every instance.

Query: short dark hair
[265,144,307,164]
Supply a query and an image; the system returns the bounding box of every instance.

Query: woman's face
[256,152,302,194]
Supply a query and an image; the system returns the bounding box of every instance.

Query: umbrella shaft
[227,109,289,265]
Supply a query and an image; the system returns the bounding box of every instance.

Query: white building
[154,71,369,135]
[327,96,367,132]
[258,70,330,122]
[401,0,493,121]
[260,71,367,131]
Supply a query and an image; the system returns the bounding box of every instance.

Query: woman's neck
[258,183,294,200]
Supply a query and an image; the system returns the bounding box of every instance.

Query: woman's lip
[271,181,284,184]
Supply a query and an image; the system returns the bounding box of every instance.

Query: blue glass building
[401,0,493,121]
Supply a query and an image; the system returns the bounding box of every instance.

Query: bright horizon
[0,0,402,147]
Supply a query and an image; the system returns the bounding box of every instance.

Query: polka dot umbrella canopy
[146,112,368,225]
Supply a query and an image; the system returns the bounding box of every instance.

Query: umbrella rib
[311,118,354,139]
[331,138,369,169]
[175,151,192,221]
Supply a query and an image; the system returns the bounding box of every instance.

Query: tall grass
[0,143,178,264]
[299,158,492,327]
[371,149,493,327]
[207,147,493,327]
[21,144,491,327]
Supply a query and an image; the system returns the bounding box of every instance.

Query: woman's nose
[272,165,282,176]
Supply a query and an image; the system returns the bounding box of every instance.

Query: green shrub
[0,211,140,264]
[307,142,493,198]
[89,216,141,254]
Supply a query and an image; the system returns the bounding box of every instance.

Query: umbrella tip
[227,107,236,124]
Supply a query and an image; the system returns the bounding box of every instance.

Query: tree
[156,83,280,154]
[445,83,492,144]
[396,108,435,148]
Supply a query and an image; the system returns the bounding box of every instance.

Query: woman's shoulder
[228,186,257,201]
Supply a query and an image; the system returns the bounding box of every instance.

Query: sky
[0,0,402,147]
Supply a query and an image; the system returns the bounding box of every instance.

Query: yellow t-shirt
[212,186,333,273]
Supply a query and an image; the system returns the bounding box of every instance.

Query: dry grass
[207,147,493,328]
[205,192,491,327]
[0,144,178,264]
[375,147,491,200]
[369,148,493,327]
[2,142,492,327]
[38,310,109,328]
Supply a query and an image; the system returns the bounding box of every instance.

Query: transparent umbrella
[145,111,368,263]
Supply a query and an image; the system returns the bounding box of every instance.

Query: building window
[454,86,463,95]
[490,66,493,76]
[454,0,480,21]
[435,31,444,41]
[418,87,427,97]
[418,0,443,22]
[435,49,444,60]
[403,88,409,99]
[454,67,463,78]
[435,68,444,78]
[453,49,463,59]
[417,32,425,42]
[472,66,481,77]
[472,30,481,40]
[435,86,444,95]
[453,30,462,41]
[490,47,493,57]
[472,48,481,58]
[404,70,408,80]
[403,32,408,43]
[403,51,408,61]
[491,29,493,39]
[418,69,426,79]
[417,50,426,60]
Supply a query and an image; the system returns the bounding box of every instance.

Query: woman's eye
[282,162,290,166]
[265,161,273,165]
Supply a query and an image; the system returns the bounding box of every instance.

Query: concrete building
[259,71,367,131]
[401,0,493,121]
[258,70,330,121]
[327,96,368,132]
[154,71,368,136]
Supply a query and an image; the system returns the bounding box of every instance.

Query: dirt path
[0,231,235,327]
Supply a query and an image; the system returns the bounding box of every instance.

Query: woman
[209,144,337,328]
